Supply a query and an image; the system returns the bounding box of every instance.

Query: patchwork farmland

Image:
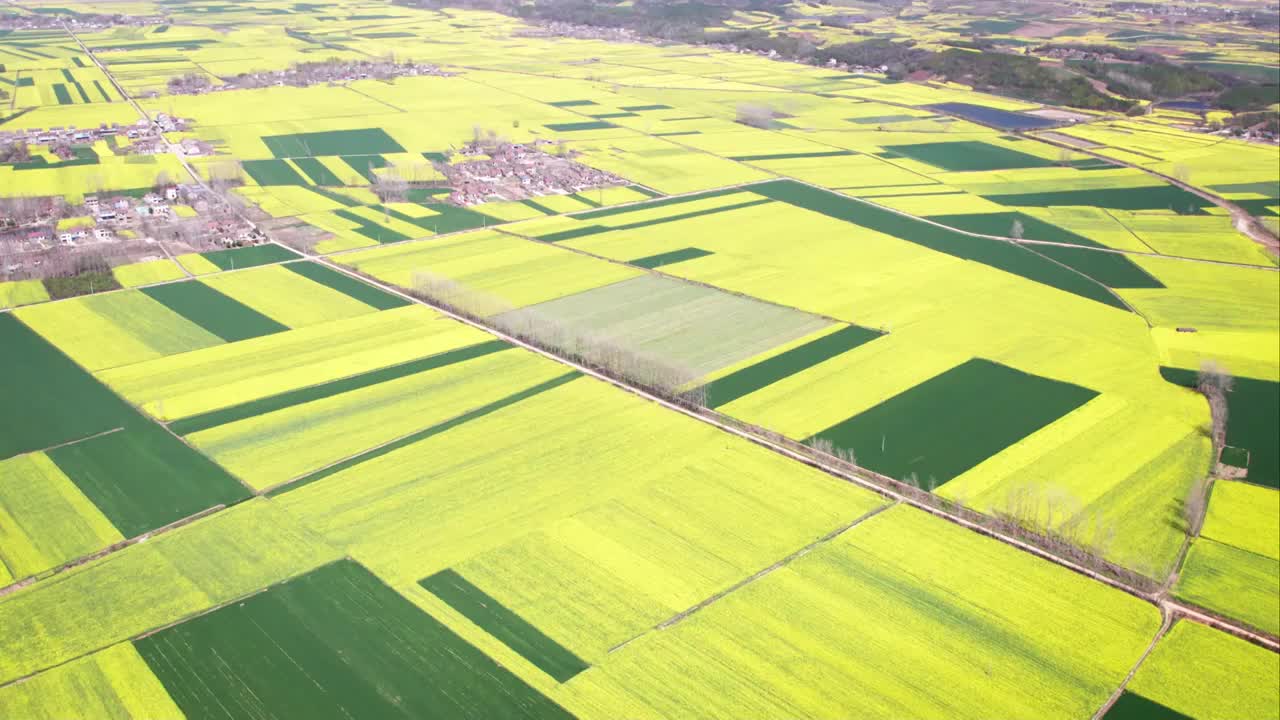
[0,0,1277,718]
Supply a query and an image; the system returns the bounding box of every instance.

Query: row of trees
[410,270,709,406]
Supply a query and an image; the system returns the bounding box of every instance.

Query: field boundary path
[37,13,1278,664]
[306,254,1279,654]
[1091,609,1175,720]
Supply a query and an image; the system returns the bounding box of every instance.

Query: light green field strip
[1175,538,1279,636]
[1151,327,1280,383]
[447,450,886,664]
[503,274,833,378]
[1201,480,1280,560]
[99,306,488,421]
[199,264,378,329]
[0,453,124,583]
[0,643,185,720]
[172,254,221,276]
[277,372,882,594]
[1120,256,1280,334]
[1127,621,1280,720]
[941,397,1211,576]
[0,280,50,310]
[16,291,225,373]
[112,259,188,289]
[189,349,566,491]
[339,230,642,311]
[0,498,340,685]
[562,505,1159,720]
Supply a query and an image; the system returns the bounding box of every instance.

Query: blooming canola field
[0,0,1277,718]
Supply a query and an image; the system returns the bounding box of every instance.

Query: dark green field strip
[567,193,600,208]
[333,208,411,243]
[521,198,556,215]
[60,68,75,82]
[135,560,576,720]
[200,243,302,271]
[630,185,663,198]
[92,79,111,102]
[0,315,135,460]
[1161,368,1278,489]
[271,372,580,497]
[48,421,248,538]
[372,202,499,236]
[537,225,609,243]
[72,81,90,103]
[544,121,616,132]
[572,187,746,221]
[1234,199,1279,217]
[807,358,1098,488]
[882,141,1054,172]
[282,261,409,310]
[984,185,1212,214]
[1102,692,1192,720]
[340,154,388,183]
[305,185,360,206]
[705,325,882,408]
[750,180,1128,310]
[653,130,702,137]
[628,246,713,269]
[1210,181,1279,196]
[539,197,771,243]
[729,149,855,162]
[89,38,218,51]
[1029,243,1165,289]
[171,340,511,436]
[12,146,100,171]
[930,212,1163,289]
[242,159,307,186]
[590,111,638,119]
[141,281,289,342]
[548,99,597,107]
[618,104,671,111]
[420,569,589,682]
[292,156,344,186]
[847,114,922,124]
[262,128,404,158]
[52,82,73,104]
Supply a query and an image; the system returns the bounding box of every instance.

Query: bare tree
[1197,360,1233,453]
[735,102,781,129]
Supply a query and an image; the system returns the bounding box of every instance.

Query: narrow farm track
[1091,609,1174,720]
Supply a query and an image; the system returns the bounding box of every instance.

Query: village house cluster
[165,57,454,95]
[0,113,201,158]
[0,11,166,31]
[440,140,626,206]
[1,184,263,280]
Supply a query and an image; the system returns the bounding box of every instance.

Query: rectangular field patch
[134,560,574,720]
[262,128,405,158]
[420,568,589,682]
[498,274,834,380]
[47,420,249,538]
[282,261,409,310]
[705,324,882,408]
[141,281,290,343]
[807,358,1098,487]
